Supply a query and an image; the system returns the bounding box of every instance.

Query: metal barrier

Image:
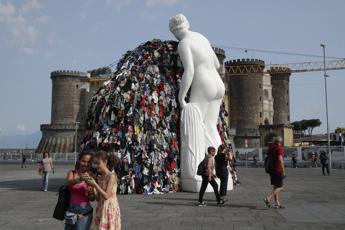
[0,152,77,162]
[234,146,345,169]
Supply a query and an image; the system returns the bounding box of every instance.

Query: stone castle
[37,46,292,153]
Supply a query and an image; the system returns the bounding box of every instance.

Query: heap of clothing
[82,39,230,194]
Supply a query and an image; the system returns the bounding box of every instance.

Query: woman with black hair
[215,144,230,200]
[64,152,95,230]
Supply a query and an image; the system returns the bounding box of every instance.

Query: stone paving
[0,163,345,230]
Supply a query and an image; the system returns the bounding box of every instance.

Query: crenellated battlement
[268,66,292,75]
[225,58,265,66]
[51,70,88,78]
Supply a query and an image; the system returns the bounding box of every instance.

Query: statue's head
[169,14,190,35]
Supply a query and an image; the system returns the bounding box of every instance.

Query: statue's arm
[178,42,194,108]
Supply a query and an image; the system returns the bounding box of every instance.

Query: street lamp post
[320,44,331,169]
[75,121,80,165]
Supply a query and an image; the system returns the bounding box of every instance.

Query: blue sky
[0,0,344,137]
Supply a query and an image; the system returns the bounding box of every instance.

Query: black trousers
[198,176,221,203]
[217,170,229,197]
[322,163,329,175]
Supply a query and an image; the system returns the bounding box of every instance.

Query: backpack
[264,155,275,174]
[197,157,208,176]
[53,185,70,221]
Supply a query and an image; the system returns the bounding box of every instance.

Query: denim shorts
[64,203,93,230]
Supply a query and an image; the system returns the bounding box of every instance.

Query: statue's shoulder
[177,39,191,52]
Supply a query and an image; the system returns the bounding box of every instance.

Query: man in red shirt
[264,136,286,209]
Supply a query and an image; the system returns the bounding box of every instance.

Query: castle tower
[36,70,89,153]
[260,67,293,147]
[269,67,291,125]
[225,59,273,148]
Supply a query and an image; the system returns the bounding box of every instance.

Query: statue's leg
[204,98,223,149]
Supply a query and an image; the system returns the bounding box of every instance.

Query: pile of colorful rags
[81,39,230,194]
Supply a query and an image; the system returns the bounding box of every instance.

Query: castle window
[260,112,262,118]
[259,83,262,88]
[76,84,79,89]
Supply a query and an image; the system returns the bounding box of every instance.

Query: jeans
[42,171,50,191]
[198,176,221,203]
[322,163,329,175]
[64,203,93,230]
[217,170,229,197]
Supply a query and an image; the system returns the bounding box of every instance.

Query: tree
[305,119,321,136]
[291,119,322,136]
[335,127,345,134]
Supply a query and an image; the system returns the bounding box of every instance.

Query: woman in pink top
[65,152,95,230]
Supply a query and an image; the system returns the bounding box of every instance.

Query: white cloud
[20,0,42,13]
[0,0,49,54]
[16,125,26,132]
[0,1,15,21]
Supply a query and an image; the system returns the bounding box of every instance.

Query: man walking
[264,136,286,209]
[319,151,330,176]
[198,146,224,206]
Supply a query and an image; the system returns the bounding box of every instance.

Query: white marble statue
[169,14,228,192]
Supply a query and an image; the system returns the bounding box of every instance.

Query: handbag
[53,185,70,221]
[65,211,78,225]
[38,166,42,176]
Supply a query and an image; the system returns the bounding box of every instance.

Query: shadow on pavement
[0,178,65,192]
[153,196,216,202]
[142,201,197,207]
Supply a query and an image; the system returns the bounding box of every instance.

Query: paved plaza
[0,163,345,230]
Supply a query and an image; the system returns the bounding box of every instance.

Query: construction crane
[224,59,345,76]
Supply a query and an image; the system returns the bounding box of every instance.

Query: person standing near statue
[169,13,225,192]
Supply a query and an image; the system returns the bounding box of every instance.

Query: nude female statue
[169,14,225,191]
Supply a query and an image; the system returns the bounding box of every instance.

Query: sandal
[263,198,271,208]
[275,205,285,209]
